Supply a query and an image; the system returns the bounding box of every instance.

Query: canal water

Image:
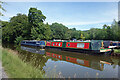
[2,44,120,78]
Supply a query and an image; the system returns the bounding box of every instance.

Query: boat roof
[22,40,45,42]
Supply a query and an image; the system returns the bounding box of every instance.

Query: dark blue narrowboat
[21,40,46,48]
[109,41,120,48]
[103,41,120,49]
[112,41,120,46]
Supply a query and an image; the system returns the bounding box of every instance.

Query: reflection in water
[4,44,119,78]
[46,51,105,71]
[21,46,45,54]
[17,46,48,75]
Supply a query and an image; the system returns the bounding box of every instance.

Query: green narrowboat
[45,40,113,53]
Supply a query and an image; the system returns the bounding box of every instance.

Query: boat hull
[45,46,102,54]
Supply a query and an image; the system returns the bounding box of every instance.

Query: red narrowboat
[46,40,113,53]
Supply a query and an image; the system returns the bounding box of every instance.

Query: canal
[2,44,120,78]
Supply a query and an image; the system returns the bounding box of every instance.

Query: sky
[1,2,118,30]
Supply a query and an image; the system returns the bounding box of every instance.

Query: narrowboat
[110,41,120,48]
[21,40,45,48]
[103,41,120,49]
[46,40,113,53]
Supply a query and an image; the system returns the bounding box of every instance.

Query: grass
[1,47,45,78]
[0,39,1,45]
[0,39,2,61]
[114,49,120,54]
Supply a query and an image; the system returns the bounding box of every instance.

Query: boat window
[53,43,55,46]
[22,41,25,43]
[77,43,84,48]
[77,59,84,64]
[68,58,70,60]
[68,44,70,46]
[59,56,61,58]
[59,43,61,46]
[53,54,54,56]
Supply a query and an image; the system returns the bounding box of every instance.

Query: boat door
[62,42,66,48]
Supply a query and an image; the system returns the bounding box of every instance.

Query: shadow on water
[2,43,120,78]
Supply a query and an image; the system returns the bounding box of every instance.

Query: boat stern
[100,48,112,53]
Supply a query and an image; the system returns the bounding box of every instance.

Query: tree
[80,33,85,40]
[29,8,51,40]
[0,21,9,28]
[2,13,28,43]
[50,22,69,39]
[95,29,107,40]
[28,8,46,28]
[0,1,6,16]
[0,28,1,39]
[70,28,80,40]
[111,20,120,41]
[31,23,52,40]
[103,24,108,29]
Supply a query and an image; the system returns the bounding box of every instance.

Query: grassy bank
[114,49,120,54]
[1,47,44,78]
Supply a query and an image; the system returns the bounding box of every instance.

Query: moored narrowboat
[46,40,113,53]
[110,41,120,48]
[103,41,120,49]
[21,40,45,48]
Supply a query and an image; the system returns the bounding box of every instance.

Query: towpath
[0,60,8,79]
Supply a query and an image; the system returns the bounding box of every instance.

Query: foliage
[0,20,9,27]
[1,7,120,43]
[14,36,23,46]
[111,20,120,41]
[28,8,46,27]
[70,29,81,40]
[29,8,51,40]
[31,23,52,40]
[0,1,6,16]
[84,20,120,41]
[2,48,44,78]
[0,28,1,39]
[80,33,85,40]
[114,49,120,53]
[2,13,28,43]
[50,22,69,39]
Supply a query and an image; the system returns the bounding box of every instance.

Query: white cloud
[0,13,16,21]
[45,20,112,26]
[4,13,16,18]
[63,20,112,25]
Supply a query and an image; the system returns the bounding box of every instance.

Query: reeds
[1,47,44,78]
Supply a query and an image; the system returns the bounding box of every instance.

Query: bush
[14,36,23,46]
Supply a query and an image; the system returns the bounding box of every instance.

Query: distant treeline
[1,8,120,43]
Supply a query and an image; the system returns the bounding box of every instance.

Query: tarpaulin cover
[103,41,111,48]
[91,40,102,50]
